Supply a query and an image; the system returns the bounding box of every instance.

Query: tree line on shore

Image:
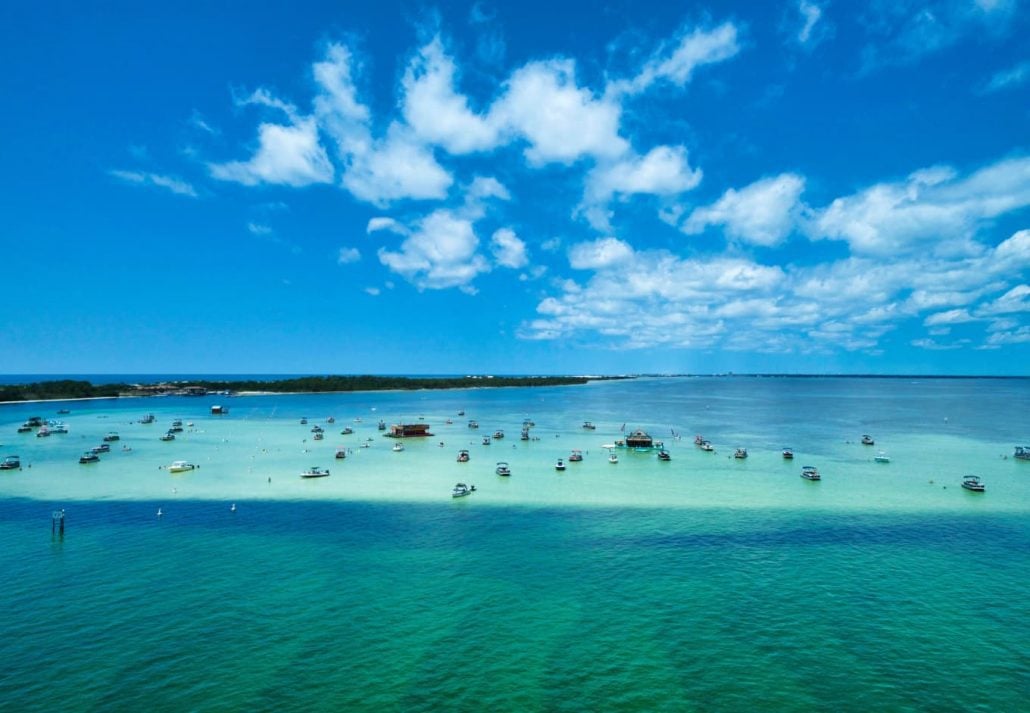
[1,375,601,402]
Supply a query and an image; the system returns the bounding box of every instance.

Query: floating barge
[384,423,434,438]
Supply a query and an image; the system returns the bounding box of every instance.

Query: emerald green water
[1,377,1028,710]
[1,501,1027,711]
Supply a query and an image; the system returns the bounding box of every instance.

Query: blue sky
[2,0,1029,375]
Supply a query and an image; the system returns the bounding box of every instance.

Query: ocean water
[1,377,1028,711]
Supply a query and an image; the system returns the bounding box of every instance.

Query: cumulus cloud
[209,117,334,187]
[490,228,528,268]
[402,37,499,153]
[811,156,1030,255]
[568,237,634,270]
[377,209,490,291]
[682,173,806,246]
[582,146,702,229]
[492,60,628,165]
[337,247,361,264]
[109,169,198,197]
[367,217,408,235]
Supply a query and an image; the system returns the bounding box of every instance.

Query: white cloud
[247,222,272,235]
[924,308,977,326]
[568,237,634,270]
[611,22,740,97]
[337,247,361,264]
[797,1,823,44]
[811,156,1030,255]
[492,60,628,165]
[365,286,381,296]
[984,60,1030,92]
[210,115,334,187]
[402,37,499,154]
[341,125,453,204]
[582,146,702,229]
[683,174,806,246]
[978,284,1030,315]
[490,228,528,268]
[367,217,408,235]
[377,209,490,290]
[109,169,198,197]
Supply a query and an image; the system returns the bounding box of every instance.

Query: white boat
[301,466,330,479]
[79,451,100,464]
[861,434,875,446]
[801,465,821,481]
[1014,446,1030,461]
[782,448,794,459]
[657,449,671,461]
[452,482,476,498]
[493,430,504,440]
[582,421,596,430]
[457,449,470,463]
[392,443,404,452]
[0,455,21,470]
[874,451,890,463]
[482,436,491,446]
[495,461,511,476]
[734,448,748,459]
[569,450,583,462]
[159,432,175,441]
[335,448,347,459]
[608,451,619,464]
[699,440,714,452]
[168,460,196,473]
[961,474,985,492]
[555,458,566,471]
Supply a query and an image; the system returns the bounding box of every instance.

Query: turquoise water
[1,377,1029,710]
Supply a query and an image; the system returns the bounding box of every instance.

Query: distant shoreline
[0,375,610,405]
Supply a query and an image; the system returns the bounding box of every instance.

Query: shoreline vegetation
[0,375,608,404]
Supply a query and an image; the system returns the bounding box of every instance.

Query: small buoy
[230,503,236,513]
[157,508,163,517]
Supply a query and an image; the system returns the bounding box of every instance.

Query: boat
[694,434,704,445]
[608,451,619,464]
[861,435,874,446]
[49,422,68,434]
[457,449,470,463]
[36,426,51,438]
[168,460,196,473]
[520,428,530,441]
[301,466,330,479]
[495,461,511,476]
[159,432,175,441]
[385,423,434,438]
[392,442,404,452]
[340,427,354,435]
[0,455,20,470]
[17,424,32,433]
[91,443,111,453]
[300,418,308,425]
[782,448,794,459]
[1014,446,1030,461]
[699,440,714,452]
[313,432,324,440]
[168,424,183,433]
[482,436,491,446]
[555,458,566,471]
[377,420,386,431]
[874,451,890,463]
[140,414,155,424]
[79,452,100,464]
[326,416,335,424]
[452,482,476,498]
[582,421,596,430]
[171,419,183,428]
[569,450,583,462]
[468,420,479,429]
[961,474,985,492]
[311,425,324,433]
[26,417,42,427]
[56,409,70,415]
[335,448,347,459]
[211,405,228,415]
[734,448,748,459]
[657,449,671,461]
[493,430,504,440]
[801,465,821,481]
